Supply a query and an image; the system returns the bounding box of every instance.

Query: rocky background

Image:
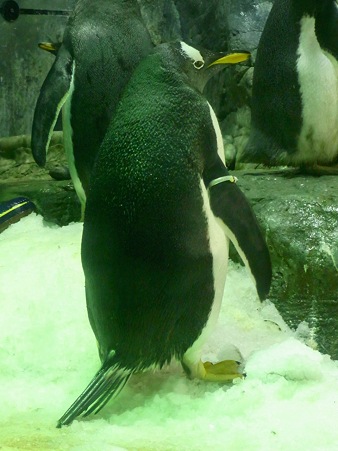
[1,0,272,139]
[1,0,337,359]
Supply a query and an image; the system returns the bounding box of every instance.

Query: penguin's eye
[193,60,204,70]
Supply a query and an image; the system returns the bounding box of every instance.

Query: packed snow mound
[1,215,337,451]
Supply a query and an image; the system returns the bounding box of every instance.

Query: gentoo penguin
[31,0,153,209]
[240,0,338,174]
[56,42,272,427]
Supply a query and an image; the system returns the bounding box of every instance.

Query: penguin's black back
[245,0,302,163]
[316,1,338,58]
[66,0,153,191]
[82,48,218,370]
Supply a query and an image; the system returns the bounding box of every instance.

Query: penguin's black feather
[32,0,153,202]
[32,47,73,167]
[56,354,132,427]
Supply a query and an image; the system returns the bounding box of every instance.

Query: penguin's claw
[202,360,244,382]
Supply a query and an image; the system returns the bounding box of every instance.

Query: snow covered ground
[1,214,337,451]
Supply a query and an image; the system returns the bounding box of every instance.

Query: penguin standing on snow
[31,0,153,208]
[56,41,272,427]
[240,0,338,174]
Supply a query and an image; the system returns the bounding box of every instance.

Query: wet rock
[0,180,81,226]
[139,0,230,50]
[138,0,181,45]
[174,0,229,51]
[232,169,338,359]
[49,165,71,181]
[0,133,67,182]
[221,105,251,167]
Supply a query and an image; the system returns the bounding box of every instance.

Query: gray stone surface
[234,170,338,359]
[227,0,273,60]
[0,179,81,226]
[0,0,75,138]
[0,132,66,181]
[0,134,80,226]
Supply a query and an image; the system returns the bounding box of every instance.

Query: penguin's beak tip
[38,42,59,54]
[208,51,251,68]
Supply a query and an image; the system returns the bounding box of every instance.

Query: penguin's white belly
[183,180,229,369]
[296,16,338,165]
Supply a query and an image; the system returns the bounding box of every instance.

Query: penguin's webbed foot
[182,359,244,382]
[202,360,244,382]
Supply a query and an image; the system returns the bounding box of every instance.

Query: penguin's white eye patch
[193,60,204,70]
[180,42,205,67]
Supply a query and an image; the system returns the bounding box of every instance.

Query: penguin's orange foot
[201,360,244,382]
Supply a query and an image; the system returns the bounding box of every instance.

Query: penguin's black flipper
[56,353,132,428]
[31,46,74,167]
[204,161,272,301]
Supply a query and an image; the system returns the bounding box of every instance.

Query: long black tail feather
[56,358,133,428]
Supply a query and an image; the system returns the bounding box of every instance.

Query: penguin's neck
[161,62,206,94]
[292,0,326,17]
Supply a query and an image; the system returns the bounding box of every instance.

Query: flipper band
[207,175,238,190]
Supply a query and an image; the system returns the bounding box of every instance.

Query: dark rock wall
[227,0,272,59]
[0,0,76,138]
[236,171,338,359]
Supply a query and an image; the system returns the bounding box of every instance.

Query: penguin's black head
[155,41,250,93]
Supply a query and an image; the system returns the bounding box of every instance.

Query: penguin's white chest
[182,180,229,370]
[296,16,338,164]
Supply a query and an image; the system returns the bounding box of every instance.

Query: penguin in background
[239,0,338,174]
[56,41,272,427]
[31,0,153,209]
